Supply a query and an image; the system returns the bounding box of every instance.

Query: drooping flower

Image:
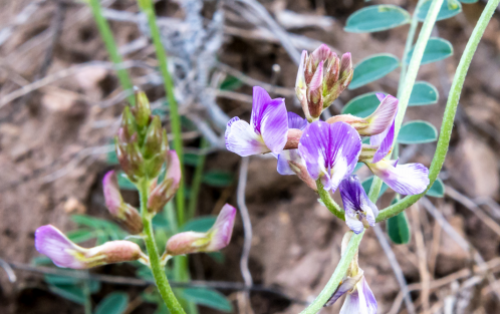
[298,121,362,193]
[148,150,182,213]
[366,160,430,195]
[325,233,377,314]
[225,86,288,156]
[166,204,237,256]
[103,171,143,234]
[339,175,379,234]
[296,45,353,122]
[35,225,145,269]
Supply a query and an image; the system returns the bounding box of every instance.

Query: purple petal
[325,274,362,307]
[368,160,430,195]
[340,290,361,314]
[277,149,303,175]
[360,277,378,314]
[35,225,86,269]
[225,117,267,156]
[375,93,386,102]
[260,98,288,154]
[363,94,398,136]
[298,121,362,193]
[340,176,379,234]
[103,171,122,215]
[287,112,307,130]
[207,204,237,251]
[370,119,395,163]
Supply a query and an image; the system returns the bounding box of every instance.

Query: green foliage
[181,216,217,232]
[202,170,234,187]
[44,274,101,305]
[406,38,453,65]
[427,178,445,197]
[342,92,381,118]
[409,81,439,106]
[183,153,200,167]
[67,229,97,243]
[397,120,438,144]
[179,288,233,312]
[345,5,411,33]
[349,54,400,89]
[387,211,411,244]
[95,292,129,314]
[416,0,462,21]
[71,214,128,243]
[459,0,477,3]
[220,75,243,91]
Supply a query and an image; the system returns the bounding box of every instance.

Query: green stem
[299,231,364,314]
[137,0,186,226]
[316,180,345,220]
[83,279,92,314]
[88,0,135,106]
[187,138,208,220]
[378,0,500,222]
[138,179,186,314]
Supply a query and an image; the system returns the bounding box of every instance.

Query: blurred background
[1,0,500,313]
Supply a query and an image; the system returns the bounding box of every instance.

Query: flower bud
[102,171,143,234]
[147,150,181,213]
[133,90,151,130]
[165,204,236,256]
[35,225,144,269]
[115,139,144,182]
[143,116,164,158]
[120,106,137,141]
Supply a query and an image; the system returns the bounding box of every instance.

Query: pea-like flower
[339,175,379,234]
[35,225,146,269]
[225,86,288,156]
[298,120,362,193]
[165,204,237,256]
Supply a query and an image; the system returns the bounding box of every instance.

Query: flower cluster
[225,44,430,233]
[35,91,237,270]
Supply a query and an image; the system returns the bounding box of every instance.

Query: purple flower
[339,176,379,234]
[337,277,378,314]
[166,204,237,256]
[367,160,430,195]
[298,121,362,192]
[225,86,288,156]
[35,225,144,269]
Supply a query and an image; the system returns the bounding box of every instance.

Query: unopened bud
[147,150,181,212]
[165,204,236,256]
[121,107,137,140]
[115,139,144,182]
[35,225,144,269]
[134,90,151,130]
[102,171,143,234]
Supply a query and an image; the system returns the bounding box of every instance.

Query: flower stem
[187,138,208,220]
[88,0,135,106]
[316,180,344,221]
[137,0,186,226]
[138,179,186,314]
[299,231,364,314]
[377,0,500,222]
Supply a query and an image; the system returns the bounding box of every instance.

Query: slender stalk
[299,231,364,314]
[138,179,186,314]
[378,0,500,222]
[187,138,208,220]
[316,180,344,220]
[137,0,186,226]
[83,279,92,314]
[88,0,135,106]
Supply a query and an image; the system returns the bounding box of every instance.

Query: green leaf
[362,176,389,198]
[406,38,453,65]
[44,275,80,286]
[48,284,86,305]
[183,153,200,167]
[32,256,53,266]
[107,151,119,165]
[349,54,400,89]
[208,252,225,264]
[181,216,217,233]
[459,0,477,3]
[345,5,411,33]
[152,214,170,229]
[342,92,382,118]
[117,171,137,190]
[220,76,243,91]
[409,81,439,106]
[67,229,96,243]
[427,178,445,197]
[180,288,233,312]
[387,211,411,244]
[417,0,462,21]
[202,171,234,187]
[95,292,129,314]
[397,121,438,144]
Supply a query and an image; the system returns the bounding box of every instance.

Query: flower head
[340,176,379,234]
[35,225,144,269]
[225,86,288,156]
[166,204,237,256]
[298,121,362,193]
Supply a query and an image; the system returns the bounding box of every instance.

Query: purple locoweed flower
[366,160,430,195]
[225,86,288,156]
[339,176,379,234]
[35,225,144,269]
[166,204,237,256]
[298,121,362,193]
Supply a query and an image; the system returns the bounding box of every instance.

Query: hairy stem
[316,180,345,221]
[378,0,500,222]
[138,179,186,314]
[88,0,134,106]
[137,0,186,226]
[299,231,364,314]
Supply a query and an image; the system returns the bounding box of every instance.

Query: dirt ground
[2,0,500,313]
